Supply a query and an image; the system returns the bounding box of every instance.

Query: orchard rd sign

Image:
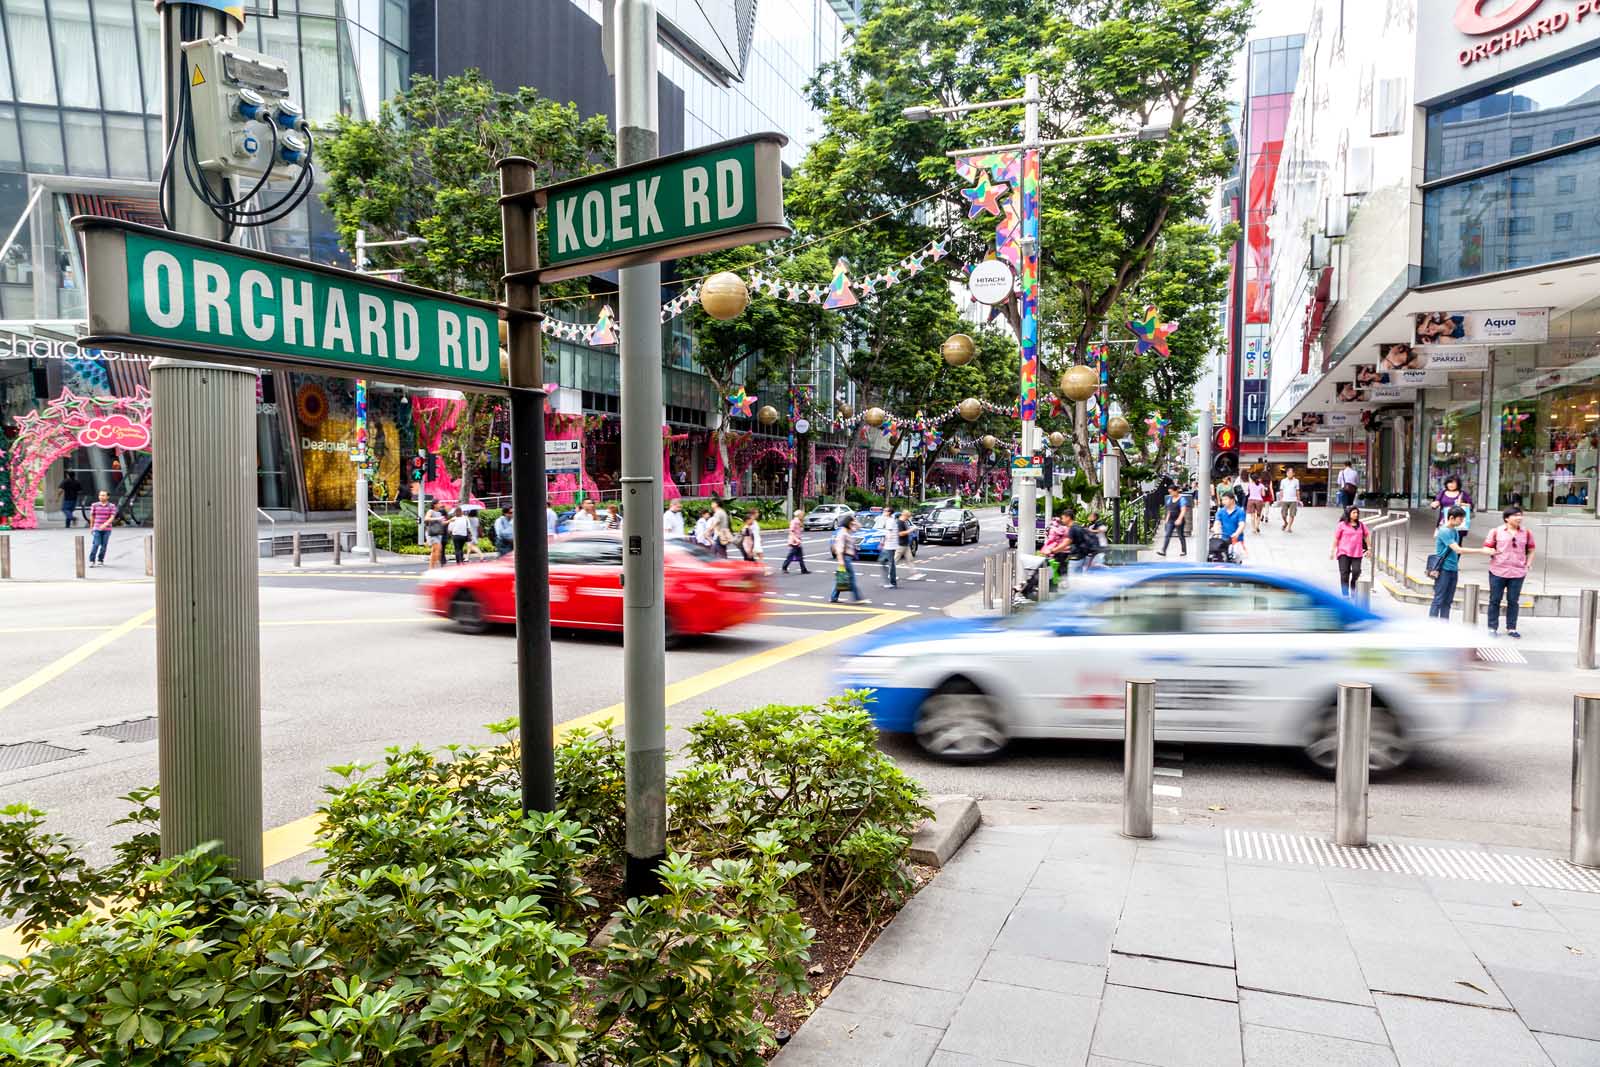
[530,133,790,283]
[75,218,509,392]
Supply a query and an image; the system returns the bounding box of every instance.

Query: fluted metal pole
[153,0,261,879]
[1122,679,1155,839]
[74,535,85,578]
[1462,583,1481,625]
[1335,683,1371,847]
[1573,694,1600,868]
[1579,590,1597,671]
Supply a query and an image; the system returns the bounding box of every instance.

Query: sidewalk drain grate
[83,717,158,744]
[0,741,86,772]
[1226,829,1600,894]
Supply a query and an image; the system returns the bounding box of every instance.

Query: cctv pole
[1013,73,1042,565]
[153,0,263,878]
[616,0,668,897]
[1192,406,1213,564]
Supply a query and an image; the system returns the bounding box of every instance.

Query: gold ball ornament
[1107,415,1131,440]
[1059,364,1099,403]
[958,397,983,422]
[941,333,976,366]
[864,407,888,427]
[1048,431,1066,448]
[757,404,780,425]
[699,271,750,321]
[980,434,998,451]
[837,403,853,420]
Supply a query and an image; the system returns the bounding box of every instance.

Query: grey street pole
[497,158,557,814]
[1192,407,1212,564]
[154,0,263,878]
[616,0,668,897]
[1013,73,1041,568]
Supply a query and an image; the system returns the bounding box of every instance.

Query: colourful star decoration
[823,258,858,310]
[727,388,758,418]
[587,305,618,346]
[1128,305,1179,357]
[1145,413,1171,440]
[961,175,1010,218]
[1501,408,1531,433]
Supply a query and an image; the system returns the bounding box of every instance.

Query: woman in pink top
[781,509,809,575]
[1327,505,1370,598]
[1481,506,1535,638]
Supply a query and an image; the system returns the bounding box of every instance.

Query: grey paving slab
[1128,858,1230,897]
[927,1053,1032,1067]
[1550,905,1600,947]
[1089,984,1242,1067]
[1439,898,1567,932]
[963,825,1058,850]
[932,840,1045,899]
[1241,1025,1398,1067]
[976,950,1107,997]
[1375,993,1550,1067]
[1236,990,1389,1045]
[1227,866,1340,924]
[850,886,1015,992]
[1107,952,1238,1002]
[1532,887,1600,913]
[1328,884,1464,946]
[938,980,1099,1067]
[992,898,1119,966]
[1112,910,1235,967]
[1317,865,1431,889]
[1422,878,1548,907]
[1137,844,1226,869]
[1233,916,1372,1006]
[817,976,965,1030]
[773,1006,943,1067]
[1456,921,1600,980]
[1485,965,1600,1041]
[1141,824,1226,854]
[1031,857,1136,897]
[1538,1032,1600,1067]
[1342,935,1509,1008]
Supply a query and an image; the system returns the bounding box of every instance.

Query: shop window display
[1493,344,1600,514]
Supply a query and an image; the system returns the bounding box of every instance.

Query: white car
[803,503,855,530]
[836,564,1505,773]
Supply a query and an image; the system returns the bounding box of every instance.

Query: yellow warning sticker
[191,66,206,87]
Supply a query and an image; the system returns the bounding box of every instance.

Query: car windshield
[667,541,719,562]
[935,509,963,521]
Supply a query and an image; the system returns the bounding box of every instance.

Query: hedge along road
[0,575,911,926]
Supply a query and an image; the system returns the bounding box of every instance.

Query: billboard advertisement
[1414,309,1549,346]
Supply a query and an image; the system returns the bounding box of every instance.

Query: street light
[905,78,1168,569]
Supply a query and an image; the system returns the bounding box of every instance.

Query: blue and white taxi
[836,564,1504,773]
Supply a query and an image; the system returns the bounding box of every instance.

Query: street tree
[318,71,612,502]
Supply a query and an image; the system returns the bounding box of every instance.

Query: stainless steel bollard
[1122,679,1156,839]
[1335,682,1371,847]
[1573,694,1600,868]
[0,534,9,579]
[1355,577,1372,607]
[1580,590,1598,671]
[983,556,994,610]
[1462,582,1481,625]
[292,531,302,568]
[143,535,153,577]
[333,532,342,566]
[74,535,86,578]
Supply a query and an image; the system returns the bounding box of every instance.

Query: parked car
[418,533,765,641]
[835,564,1503,771]
[803,503,855,530]
[921,507,981,545]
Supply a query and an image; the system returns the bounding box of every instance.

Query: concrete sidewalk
[777,812,1600,1067]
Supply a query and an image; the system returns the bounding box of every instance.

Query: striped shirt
[89,501,117,530]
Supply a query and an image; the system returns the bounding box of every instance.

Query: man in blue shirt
[1215,494,1246,562]
[1429,505,1487,618]
[1158,484,1190,556]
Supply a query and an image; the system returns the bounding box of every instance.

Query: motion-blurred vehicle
[419,533,764,641]
[835,564,1500,772]
[921,507,981,545]
[855,512,921,560]
[1006,503,1046,549]
[803,503,854,530]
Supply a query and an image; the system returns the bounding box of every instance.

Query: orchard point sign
[74,218,511,393]
[1453,0,1600,67]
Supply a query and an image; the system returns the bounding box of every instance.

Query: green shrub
[553,721,627,861]
[844,487,883,509]
[369,511,418,551]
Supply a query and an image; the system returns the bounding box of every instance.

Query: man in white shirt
[1337,461,1360,509]
[692,512,711,546]
[546,505,558,537]
[879,510,901,588]
[663,499,685,539]
[1278,467,1301,532]
[569,499,603,530]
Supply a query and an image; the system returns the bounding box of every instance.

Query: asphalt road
[0,505,1586,873]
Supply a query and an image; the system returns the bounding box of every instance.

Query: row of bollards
[1118,678,1600,869]
[981,552,1016,615]
[0,528,359,577]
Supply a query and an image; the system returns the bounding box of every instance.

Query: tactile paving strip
[1226,828,1600,894]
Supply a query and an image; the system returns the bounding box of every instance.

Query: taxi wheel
[916,681,1007,763]
[449,589,489,634]
[1303,703,1410,776]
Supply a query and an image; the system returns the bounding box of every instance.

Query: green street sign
[529,133,790,282]
[75,218,511,392]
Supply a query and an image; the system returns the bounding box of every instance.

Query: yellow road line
[0,608,155,714]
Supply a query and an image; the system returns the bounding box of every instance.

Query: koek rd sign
[530,133,790,282]
[75,218,510,392]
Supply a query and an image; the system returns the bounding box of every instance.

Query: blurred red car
[417,533,765,640]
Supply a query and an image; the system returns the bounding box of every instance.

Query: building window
[1496,216,1535,236]
[1463,141,1483,160]
[1553,127,1576,146]
[1555,212,1574,232]
[6,0,58,104]
[1510,135,1534,155]
[1558,175,1578,195]
[1510,175,1535,196]
[1425,50,1600,181]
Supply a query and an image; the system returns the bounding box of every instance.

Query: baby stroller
[1014,552,1048,604]
[1207,536,1242,564]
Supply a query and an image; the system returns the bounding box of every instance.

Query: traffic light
[1213,425,1237,452]
[1211,424,1238,479]
[409,454,426,482]
[425,453,439,480]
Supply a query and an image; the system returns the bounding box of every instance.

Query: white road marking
[1154,784,1182,798]
[1154,767,1183,778]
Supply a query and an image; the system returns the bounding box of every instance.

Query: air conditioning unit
[1310,234,1332,270]
[1324,195,1350,238]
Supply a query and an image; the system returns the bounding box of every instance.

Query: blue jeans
[90,529,111,562]
[881,549,897,586]
[63,499,78,527]
[1429,567,1459,619]
[831,558,861,601]
[1487,573,1524,631]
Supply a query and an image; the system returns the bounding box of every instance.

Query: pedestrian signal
[1213,425,1237,451]
[1212,451,1239,479]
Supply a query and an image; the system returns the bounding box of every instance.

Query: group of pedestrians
[422,502,490,566]
[825,509,922,602]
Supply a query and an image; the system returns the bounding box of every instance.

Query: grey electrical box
[181,36,307,184]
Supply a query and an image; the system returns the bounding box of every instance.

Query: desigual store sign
[1418,0,1600,102]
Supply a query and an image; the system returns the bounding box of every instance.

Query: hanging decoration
[587,305,618,345]
[1144,413,1170,442]
[960,174,1011,218]
[1128,305,1179,357]
[727,388,758,419]
[6,388,154,529]
[1501,408,1531,433]
[822,258,858,309]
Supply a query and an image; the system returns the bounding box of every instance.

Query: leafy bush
[0,697,924,1064]
[369,511,418,550]
[844,487,883,509]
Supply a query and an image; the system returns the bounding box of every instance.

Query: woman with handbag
[1328,505,1370,597]
[1430,474,1473,531]
[829,517,866,603]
